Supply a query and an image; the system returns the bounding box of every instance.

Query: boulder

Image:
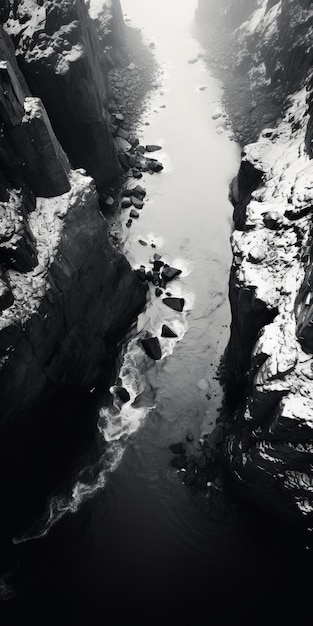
[121,198,132,209]
[153,260,164,271]
[130,208,139,219]
[161,324,177,338]
[116,387,130,403]
[162,266,182,282]
[131,197,144,210]
[147,159,163,172]
[141,336,162,360]
[163,297,185,312]
[145,144,162,152]
[132,185,146,199]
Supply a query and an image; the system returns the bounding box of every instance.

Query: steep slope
[2,0,124,188]
[0,5,147,447]
[198,0,313,527]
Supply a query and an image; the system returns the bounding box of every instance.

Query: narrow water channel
[2,2,313,625]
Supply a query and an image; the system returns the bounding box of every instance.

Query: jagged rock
[162,266,182,282]
[155,287,163,297]
[147,159,163,173]
[141,336,162,360]
[161,324,177,338]
[0,170,147,423]
[163,297,185,312]
[3,0,122,187]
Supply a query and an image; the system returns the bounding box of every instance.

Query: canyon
[1,0,313,623]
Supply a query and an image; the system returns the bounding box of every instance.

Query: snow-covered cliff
[198,0,313,527]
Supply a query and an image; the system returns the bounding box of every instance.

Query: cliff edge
[0,2,147,448]
[198,0,313,528]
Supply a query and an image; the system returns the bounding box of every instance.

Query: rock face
[201,1,313,527]
[2,0,123,188]
[0,4,147,447]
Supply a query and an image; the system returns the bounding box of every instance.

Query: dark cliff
[199,0,313,528]
[2,0,125,188]
[0,1,147,449]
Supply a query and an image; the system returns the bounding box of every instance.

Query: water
[2,1,313,624]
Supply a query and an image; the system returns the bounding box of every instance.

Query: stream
[2,1,313,625]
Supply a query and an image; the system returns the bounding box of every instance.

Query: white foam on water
[99,339,154,441]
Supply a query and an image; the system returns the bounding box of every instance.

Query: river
[2,1,313,625]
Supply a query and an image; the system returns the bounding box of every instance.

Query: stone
[130,208,139,219]
[169,442,186,455]
[105,196,114,207]
[141,336,162,360]
[132,185,146,199]
[186,430,194,442]
[116,387,130,403]
[121,198,132,209]
[162,266,182,282]
[188,58,198,64]
[153,260,164,271]
[145,144,162,152]
[117,128,130,141]
[113,113,124,123]
[135,266,146,281]
[147,160,163,172]
[248,246,266,264]
[138,239,148,246]
[131,197,144,210]
[161,324,177,338]
[163,297,185,312]
[155,288,163,297]
[126,219,132,228]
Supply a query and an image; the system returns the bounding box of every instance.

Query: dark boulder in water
[145,144,162,152]
[163,297,185,312]
[147,159,163,172]
[162,266,182,282]
[161,324,177,338]
[116,387,131,403]
[141,336,162,360]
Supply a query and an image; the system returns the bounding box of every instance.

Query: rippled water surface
[2,2,313,625]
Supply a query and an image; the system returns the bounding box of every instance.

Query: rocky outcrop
[2,0,124,188]
[0,168,146,432]
[201,0,313,527]
[0,4,147,441]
